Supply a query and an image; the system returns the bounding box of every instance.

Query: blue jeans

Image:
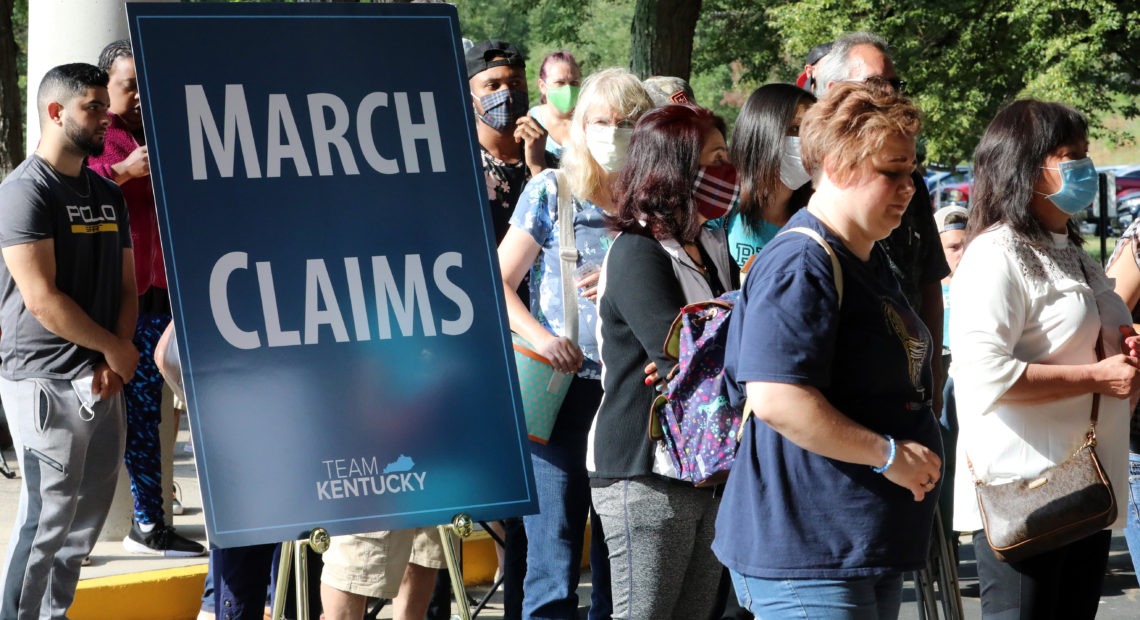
[522,376,610,619]
[208,544,276,619]
[1124,452,1140,577]
[728,569,903,620]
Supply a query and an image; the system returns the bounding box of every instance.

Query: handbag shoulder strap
[1090,334,1104,431]
[556,170,579,345]
[966,322,1106,484]
[1077,255,1104,433]
[778,226,843,307]
[740,226,843,438]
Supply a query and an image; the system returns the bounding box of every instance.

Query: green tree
[629,0,703,79]
[767,0,1140,164]
[5,0,1138,170]
[0,0,26,175]
[689,0,783,132]
[457,0,633,107]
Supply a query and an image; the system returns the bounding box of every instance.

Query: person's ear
[46,101,65,126]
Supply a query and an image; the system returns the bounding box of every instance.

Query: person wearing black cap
[465,40,552,620]
[796,41,833,92]
[466,40,554,245]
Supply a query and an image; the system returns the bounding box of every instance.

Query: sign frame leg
[440,514,474,620]
[270,528,331,620]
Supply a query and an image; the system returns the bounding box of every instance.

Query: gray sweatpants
[0,375,126,620]
[591,476,722,620]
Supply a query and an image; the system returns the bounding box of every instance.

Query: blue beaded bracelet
[871,434,896,474]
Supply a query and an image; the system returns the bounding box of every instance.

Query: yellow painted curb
[461,531,499,585]
[71,564,207,620]
[64,529,590,618]
[459,525,591,586]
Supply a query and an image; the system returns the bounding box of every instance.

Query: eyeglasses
[841,77,907,94]
[589,118,636,129]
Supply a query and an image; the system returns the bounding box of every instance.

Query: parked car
[1114,188,1140,229]
[925,165,973,209]
[1079,166,1138,234]
[1116,166,1140,196]
[939,180,971,208]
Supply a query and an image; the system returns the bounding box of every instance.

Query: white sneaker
[172,482,185,515]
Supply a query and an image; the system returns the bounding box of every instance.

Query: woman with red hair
[590,103,738,619]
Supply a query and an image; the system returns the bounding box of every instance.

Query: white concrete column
[24,0,177,543]
[24,0,176,154]
[102,385,178,542]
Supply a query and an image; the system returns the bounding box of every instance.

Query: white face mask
[585,125,633,172]
[778,136,812,190]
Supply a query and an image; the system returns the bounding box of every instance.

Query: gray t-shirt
[0,155,131,379]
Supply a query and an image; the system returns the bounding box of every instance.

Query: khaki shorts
[320,527,446,599]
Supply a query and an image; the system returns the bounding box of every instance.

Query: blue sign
[126,2,537,548]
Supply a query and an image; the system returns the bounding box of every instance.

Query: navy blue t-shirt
[714,209,943,579]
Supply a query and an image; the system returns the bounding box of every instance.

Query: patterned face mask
[692,164,740,220]
[473,89,529,132]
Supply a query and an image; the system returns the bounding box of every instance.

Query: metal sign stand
[438,514,475,620]
[913,512,964,619]
[267,515,478,620]
[270,528,330,620]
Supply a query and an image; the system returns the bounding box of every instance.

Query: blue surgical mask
[1040,157,1098,215]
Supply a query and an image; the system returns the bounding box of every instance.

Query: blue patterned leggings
[122,311,172,525]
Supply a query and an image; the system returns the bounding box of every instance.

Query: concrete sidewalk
[0,414,209,620]
[3,417,1138,619]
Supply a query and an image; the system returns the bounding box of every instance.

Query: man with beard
[0,63,138,620]
[90,39,203,558]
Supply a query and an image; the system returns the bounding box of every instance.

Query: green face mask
[546,85,580,114]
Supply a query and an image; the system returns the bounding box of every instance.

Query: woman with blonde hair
[714,81,942,618]
[498,67,653,619]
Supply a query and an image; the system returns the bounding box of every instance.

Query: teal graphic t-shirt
[725,212,782,268]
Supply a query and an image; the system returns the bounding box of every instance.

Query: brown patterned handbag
[968,336,1117,563]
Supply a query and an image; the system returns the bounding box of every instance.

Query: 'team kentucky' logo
[316,454,426,501]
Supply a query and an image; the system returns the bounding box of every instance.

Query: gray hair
[811,31,891,96]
